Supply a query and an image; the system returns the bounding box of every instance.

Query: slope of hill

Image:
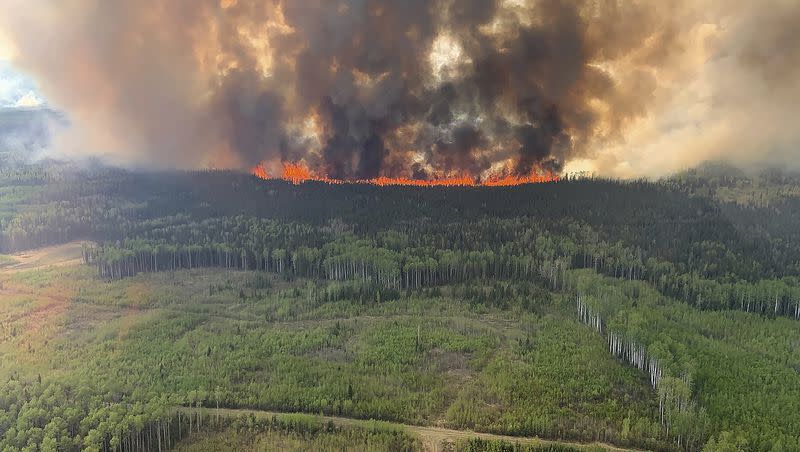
[0,161,798,451]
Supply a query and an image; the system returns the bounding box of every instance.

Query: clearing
[178,407,643,452]
[1,241,87,273]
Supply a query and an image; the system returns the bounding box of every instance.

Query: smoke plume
[0,0,797,178]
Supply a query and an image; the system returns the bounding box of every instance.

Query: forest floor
[178,407,644,452]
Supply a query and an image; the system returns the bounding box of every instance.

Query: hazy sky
[0,62,43,108]
[0,0,798,178]
[0,35,42,108]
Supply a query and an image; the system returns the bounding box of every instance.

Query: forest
[0,159,798,451]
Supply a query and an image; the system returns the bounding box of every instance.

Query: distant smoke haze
[0,0,797,178]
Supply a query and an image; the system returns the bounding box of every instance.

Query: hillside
[0,161,798,451]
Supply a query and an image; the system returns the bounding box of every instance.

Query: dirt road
[179,407,642,452]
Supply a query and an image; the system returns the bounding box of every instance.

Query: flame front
[250,162,559,186]
[251,164,270,180]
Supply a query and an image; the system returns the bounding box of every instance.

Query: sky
[0,61,43,108]
[0,1,798,179]
[0,35,43,108]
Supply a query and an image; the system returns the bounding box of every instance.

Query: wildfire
[281,162,317,185]
[251,164,270,180]
[368,176,477,187]
[482,173,559,186]
[250,162,559,186]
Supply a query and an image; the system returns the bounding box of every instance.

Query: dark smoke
[8,0,790,178]
[430,124,488,176]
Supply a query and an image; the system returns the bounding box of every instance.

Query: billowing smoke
[0,107,67,164]
[0,0,797,178]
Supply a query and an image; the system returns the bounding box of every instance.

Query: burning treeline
[251,161,559,186]
[0,0,702,178]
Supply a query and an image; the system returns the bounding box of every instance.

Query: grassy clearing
[174,411,420,452]
[0,253,18,268]
[0,264,660,448]
[173,407,632,452]
[0,241,86,273]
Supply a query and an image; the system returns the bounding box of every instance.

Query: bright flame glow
[250,161,559,186]
[251,163,270,179]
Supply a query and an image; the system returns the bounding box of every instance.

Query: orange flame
[281,162,316,184]
[251,163,270,180]
[250,161,559,186]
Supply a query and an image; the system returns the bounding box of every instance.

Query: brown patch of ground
[2,287,70,334]
[430,348,472,376]
[62,304,121,335]
[2,241,88,274]
[0,242,88,338]
[25,300,64,332]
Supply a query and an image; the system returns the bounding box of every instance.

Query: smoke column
[0,0,797,178]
